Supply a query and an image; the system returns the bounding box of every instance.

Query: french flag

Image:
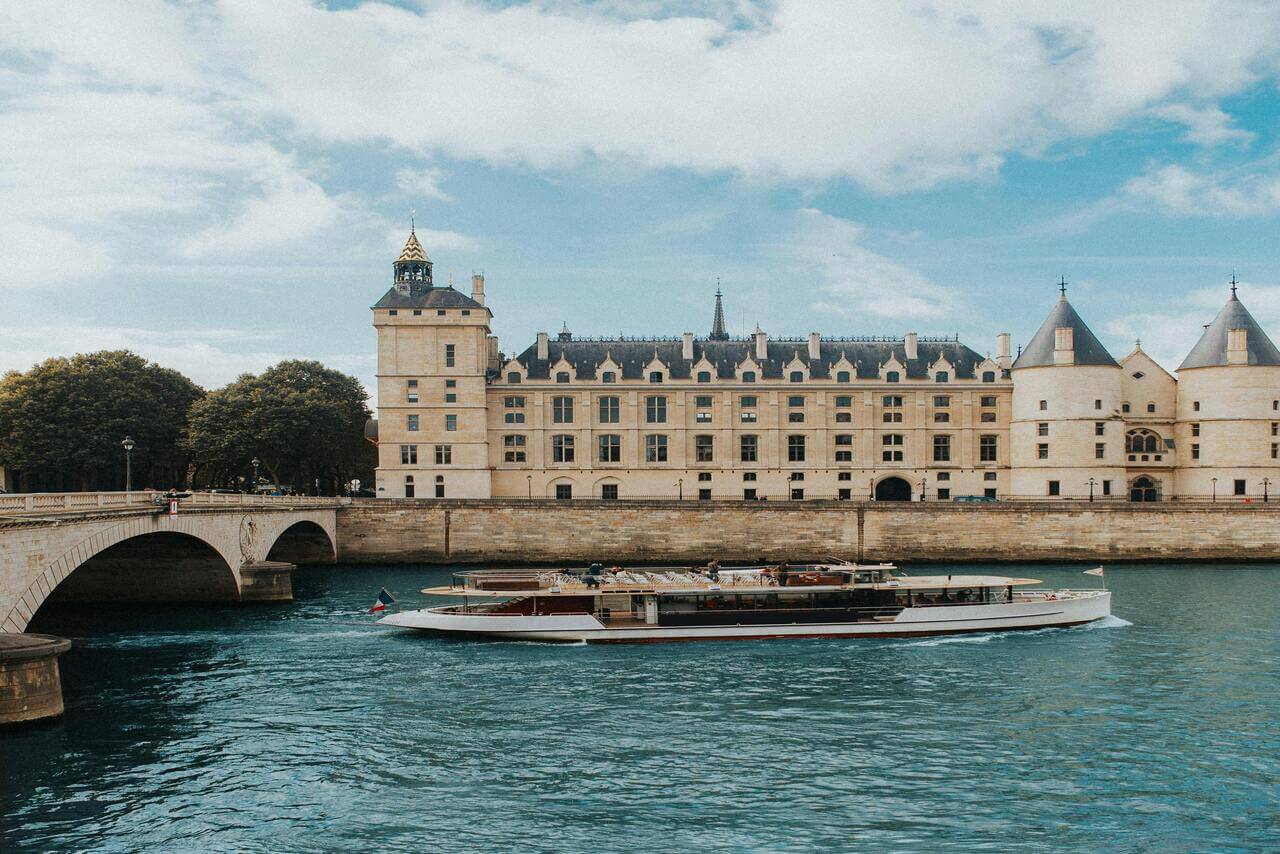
[369,588,396,613]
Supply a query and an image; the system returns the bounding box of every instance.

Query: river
[3,562,1278,852]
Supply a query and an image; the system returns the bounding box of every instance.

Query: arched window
[697,371,712,383]
[556,371,570,383]
[789,371,803,383]
[836,370,851,383]
[1126,430,1162,454]
[982,371,995,383]
[885,371,900,383]
[506,372,522,384]
[742,371,756,383]
[1146,402,1156,413]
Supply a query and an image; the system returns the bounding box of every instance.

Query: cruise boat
[378,563,1111,643]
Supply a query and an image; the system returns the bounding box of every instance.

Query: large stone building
[372,231,1280,502]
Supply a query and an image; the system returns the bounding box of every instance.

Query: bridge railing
[0,491,341,515]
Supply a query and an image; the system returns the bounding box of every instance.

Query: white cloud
[395,167,453,202]
[1122,162,1280,217]
[1149,103,1254,147]
[0,221,112,289]
[183,168,342,257]
[788,208,959,322]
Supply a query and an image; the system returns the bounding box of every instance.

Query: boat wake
[897,615,1130,648]
[1082,614,1133,629]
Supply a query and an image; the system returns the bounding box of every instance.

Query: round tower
[1010,285,1125,499]
[1174,282,1280,500]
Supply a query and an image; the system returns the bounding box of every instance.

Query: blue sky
[6,1,1280,399]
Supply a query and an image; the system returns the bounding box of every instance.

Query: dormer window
[935,371,949,383]
[789,371,803,383]
[741,371,756,383]
[601,371,616,383]
[649,371,664,383]
[697,371,712,383]
[556,371,570,383]
[885,371,899,383]
[413,310,422,316]
[982,371,995,382]
[836,371,851,383]
[506,372,521,384]
[389,310,398,316]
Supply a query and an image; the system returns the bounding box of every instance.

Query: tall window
[445,414,457,432]
[1037,443,1049,459]
[400,445,417,464]
[598,395,620,424]
[434,445,451,465]
[881,434,904,462]
[695,435,714,462]
[407,414,419,432]
[645,434,668,462]
[503,435,526,462]
[1039,400,1047,411]
[552,396,574,423]
[598,434,621,463]
[740,395,757,423]
[646,395,667,423]
[444,344,455,368]
[407,380,419,404]
[787,435,806,462]
[552,434,575,463]
[1038,423,1049,436]
[933,434,951,462]
[504,396,525,424]
[979,435,998,462]
[740,435,758,462]
[835,433,853,462]
[1095,442,1105,459]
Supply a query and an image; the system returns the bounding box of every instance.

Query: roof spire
[410,208,415,233]
[710,283,729,340]
[1230,271,1239,300]
[1058,275,1068,299]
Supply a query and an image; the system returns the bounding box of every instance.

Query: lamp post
[1088,477,1096,502]
[1264,477,1271,503]
[121,436,135,492]
[1211,477,1218,503]
[526,475,532,499]
[677,478,683,501]
[868,477,875,502]
[251,457,261,493]
[919,477,926,502]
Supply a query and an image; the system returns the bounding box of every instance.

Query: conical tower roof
[1012,292,1118,369]
[1178,288,1280,370]
[709,289,728,340]
[396,228,430,264]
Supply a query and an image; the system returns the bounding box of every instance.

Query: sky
[6,0,1280,400]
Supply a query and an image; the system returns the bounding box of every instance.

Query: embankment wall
[335,500,1280,564]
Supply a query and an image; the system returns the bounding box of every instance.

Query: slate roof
[1178,292,1280,370]
[373,285,489,312]
[1012,296,1118,369]
[509,337,991,381]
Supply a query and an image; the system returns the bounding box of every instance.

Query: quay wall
[335,500,1280,565]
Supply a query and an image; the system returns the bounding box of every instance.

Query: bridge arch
[2,507,338,633]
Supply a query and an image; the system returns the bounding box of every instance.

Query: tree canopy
[0,351,204,491]
[186,360,373,493]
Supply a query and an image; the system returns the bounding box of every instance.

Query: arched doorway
[1130,476,1160,502]
[874,477,912,502]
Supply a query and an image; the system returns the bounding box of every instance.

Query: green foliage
[0,351,203,491]
[186,360,373,492]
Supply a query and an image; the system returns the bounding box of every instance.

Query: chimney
[904,332,918,361]
[536,331,549,361]
[808,332,821,360]
[1228,327,1249,364]
[1053,327,1075,365]
[471,273,485,305]
[754,327,768,361]
[682,332,695,361]
[996,332,1012,368]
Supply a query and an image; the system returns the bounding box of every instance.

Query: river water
[3,563,1278,852]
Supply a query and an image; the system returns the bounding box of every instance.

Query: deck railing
[0,491,342,516]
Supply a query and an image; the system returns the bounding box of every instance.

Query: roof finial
[410,209,415,233]
[1135,338,1142,349]
[1058,275,1068,298]
[1230,271,1239,299]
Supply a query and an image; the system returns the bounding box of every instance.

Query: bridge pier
[0,633,72,726]
[238,561,295,602]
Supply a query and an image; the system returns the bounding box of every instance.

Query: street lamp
[121,436,135,492]
[1264,477,1271,503]
[1088,477,1096,502]
[677,478,683,501]
[527,475,532,499]
[1211,477,1218,503]
[919,477,926,502]
[251,457,261,492]
[868,477,875,501]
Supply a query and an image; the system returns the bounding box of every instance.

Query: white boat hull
[379,590,1112,643]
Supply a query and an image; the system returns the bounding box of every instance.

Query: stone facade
[372,232,1280,503]
[337,499,1280,564]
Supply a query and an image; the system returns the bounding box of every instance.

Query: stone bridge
[0,492,339,633]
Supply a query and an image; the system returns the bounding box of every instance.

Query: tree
[0,351,204,491]
[187,360,373,493]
